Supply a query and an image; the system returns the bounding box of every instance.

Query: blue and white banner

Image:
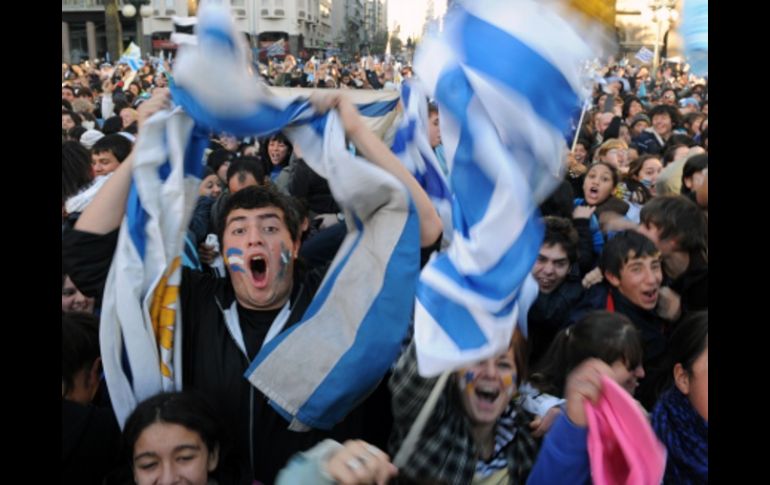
[119,56,145,72]
[635,46,654,64]
[412,0,590,376]
[391,80,454,245]
[120,41,144,71]
[100,107,208,428]
[267,86,402,145]
[171,0,420,430]
[681,0,708,76]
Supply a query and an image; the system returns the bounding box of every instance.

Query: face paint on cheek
[501,374,515,397]
[225,247,246,273]
[459,370,476,395]
[277,242,291,281]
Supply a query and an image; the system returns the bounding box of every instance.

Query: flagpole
[393,370,450,468]
[571,101,588,152]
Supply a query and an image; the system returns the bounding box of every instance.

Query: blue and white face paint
[456,347,518,426]
[225,247,246,273]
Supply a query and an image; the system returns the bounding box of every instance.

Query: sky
[388,0,447,41]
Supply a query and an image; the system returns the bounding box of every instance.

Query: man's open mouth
[250,256,267,286]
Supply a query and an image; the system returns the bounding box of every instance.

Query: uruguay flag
[170,0,420,431]
[100,107,209,427]
[412,0,592,376]
[391,80,454,246]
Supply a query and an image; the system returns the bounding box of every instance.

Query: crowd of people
[62,25,708,485]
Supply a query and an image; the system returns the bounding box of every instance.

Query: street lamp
[122,0,153,54]
[644,0,679,79]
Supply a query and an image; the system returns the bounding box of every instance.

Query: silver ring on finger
[364,444,380,456]
[345,458,361,471]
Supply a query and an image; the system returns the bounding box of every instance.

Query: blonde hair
[596,138,628,160]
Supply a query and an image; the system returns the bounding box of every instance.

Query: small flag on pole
[635,46,654,64]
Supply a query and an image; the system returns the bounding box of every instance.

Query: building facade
[331,0,365,51]
[63,0,339,63]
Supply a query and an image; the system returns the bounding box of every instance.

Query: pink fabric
[585,376,666,485]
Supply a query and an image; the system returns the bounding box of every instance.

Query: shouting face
[223,207,299,310]
[456,347,518,426]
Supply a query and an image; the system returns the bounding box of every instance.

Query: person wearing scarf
[651,311,708,484]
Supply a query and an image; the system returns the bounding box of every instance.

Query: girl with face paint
[390,330,539,484]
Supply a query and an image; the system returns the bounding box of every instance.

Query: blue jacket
[574,198,604,256]
[528,414,590,484]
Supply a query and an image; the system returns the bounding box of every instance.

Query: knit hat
[79,129,105,149]
[629,113,651,129]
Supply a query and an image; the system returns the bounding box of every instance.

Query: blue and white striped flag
[635,46,654,64]
[681,0,708,76]
[412,0,591,376]
[171,1,420,430]
[266,39,286,57]
[100,107,209,427]
[391,80,454,245]
[268,86,402,144]
[120,41,144,71]
[120,56,145,72]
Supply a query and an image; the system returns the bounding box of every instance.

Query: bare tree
[105,0,123,61]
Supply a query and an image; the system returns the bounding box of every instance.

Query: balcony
[62,0,107,11]
[62,0,146,12]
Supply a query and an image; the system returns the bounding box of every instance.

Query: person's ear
[605,271,621,288]
[293,234,302,258]
[673,362,690,395]
[86,357,102,401]
[207,444,220,472]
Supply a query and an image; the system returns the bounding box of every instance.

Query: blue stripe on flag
[391,118,416,155]
[421,152,452,201]
[184,123,210,177]
[120,339,134,389]
[291,202,420,429]
[126,183,149,260]
[430,214,543,301]
[171,84,315,137]
[199,25,237,52]
[357,99,400,118]
[158,161,171,182]
[418,283,488,349]
[436,67,494,238]
[452,10,579,133]
[401,83,412,108]
[309,113,328,137]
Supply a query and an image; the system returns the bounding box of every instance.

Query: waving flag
[635,46,655,64]
[171,0,420,431]
[412,0,592,376]
[266,38,286,57]
[681,0,708,76]
[120,41,145,71]
[391,80,454,245]
[100,108,208,427]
